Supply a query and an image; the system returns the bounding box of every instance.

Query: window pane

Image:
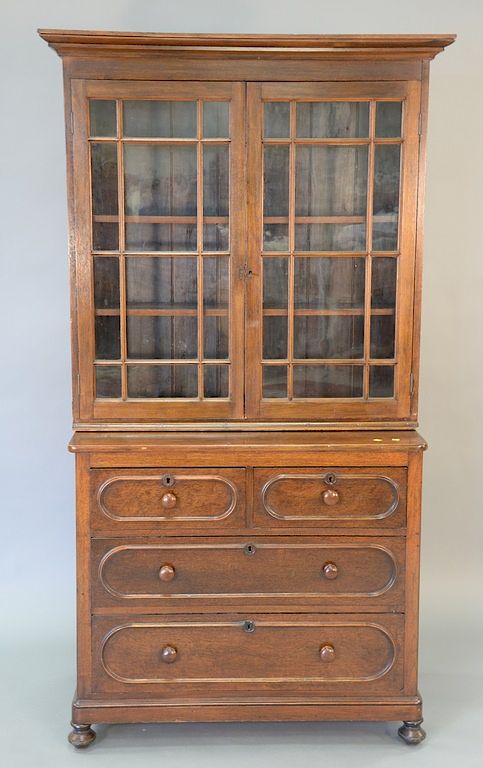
[371,257,397,309]
[203,102,229,138]
[127,365,198,398]
[204,365,229,397]
[126,257,197,310]
[127,316,197,360]
[263,317,288,360]
[263,366,287,398]
[95,366,121,398]
[376,102,402,138]
[203,223,229,251]
[370,315,395,359]
[203,145,229,216]
[124,144,197,251]
[203,257,229,309]
[90,100,116,137]
[123,101,197,138]
[294,316,364,359]
[296,146,368,217]
[204,316,229,359]
[263,223,289,251]
[373,145,400,251]
[369,365,395,397]
[263,257,288,309]
[294,257,365,310]
[94,257,119,309]
[264,102,290,138]
[91,142,118,251]
[297,102,369,138]
[264,145,289,216]
[124,145,197,216]
[95,316,120,360]
[293,365,363,398]
[295,223,366,252]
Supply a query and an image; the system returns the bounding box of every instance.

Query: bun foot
[398,719,426,745]
[68,722,96,749]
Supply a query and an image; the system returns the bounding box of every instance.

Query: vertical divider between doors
[245,84,263,417]
[230,82,248,418]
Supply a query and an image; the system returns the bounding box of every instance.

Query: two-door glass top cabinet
[40,30,454,748]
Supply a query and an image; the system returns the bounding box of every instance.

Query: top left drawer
[90,468,247,534]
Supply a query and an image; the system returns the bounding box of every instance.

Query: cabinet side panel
[76,453,93,696]
[404,449,423,693]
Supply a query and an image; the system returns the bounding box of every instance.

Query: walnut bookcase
[39,30,454,748]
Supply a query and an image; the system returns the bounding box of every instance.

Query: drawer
[90,468,246,533]
[91,536,405,611]
[254,467,406,529]
[92,613,404,696]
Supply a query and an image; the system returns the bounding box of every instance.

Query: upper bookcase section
[40,31,454,431]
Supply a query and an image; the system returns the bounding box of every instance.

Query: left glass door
[72,81,245,423]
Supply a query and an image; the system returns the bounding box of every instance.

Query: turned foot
[68,722,96,748]
[398,719,426,745]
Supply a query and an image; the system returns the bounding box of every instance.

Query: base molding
[73,695,423,725]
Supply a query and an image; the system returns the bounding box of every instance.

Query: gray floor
[2,607,482,768]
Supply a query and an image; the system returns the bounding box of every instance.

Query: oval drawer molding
[254,467,407,528]
[93,469,244,523]
[99,618,398,685]
[94,539,402,603]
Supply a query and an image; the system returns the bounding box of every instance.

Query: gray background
[1,1,482,765]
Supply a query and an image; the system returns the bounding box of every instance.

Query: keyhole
[243,620,256,633]
[324,473,337,486]
[244,543,257,556]
[161,474,176,488]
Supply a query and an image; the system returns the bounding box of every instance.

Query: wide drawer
[92,613,404,696]
[91,536,405,612]
[90,468,246,533]
[254,467,407,529]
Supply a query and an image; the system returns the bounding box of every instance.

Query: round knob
[161,492,177,509]
[322,488,339,506]
[161,645,178,663]
[159,564,175,582]
[319,644,336,663]
[322,562,338,580]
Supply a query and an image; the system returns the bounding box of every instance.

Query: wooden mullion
[116,99,128,401]
[287,100,296,400]
[197,99,204,400]
[363,101,376,400]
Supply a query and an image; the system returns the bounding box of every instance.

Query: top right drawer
[254,467,406,530]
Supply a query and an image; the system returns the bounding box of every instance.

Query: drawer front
[254,467,406,529]
[92,536,405,611]
[90,468,246,532]
[92,614,404,696]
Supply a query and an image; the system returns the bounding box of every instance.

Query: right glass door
[246,81,421,422]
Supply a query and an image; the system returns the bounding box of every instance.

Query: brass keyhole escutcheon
[243,620,256,633]
[244,543,257,556]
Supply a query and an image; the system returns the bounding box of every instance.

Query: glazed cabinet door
[71,81,245,423]
[245,82,421,422]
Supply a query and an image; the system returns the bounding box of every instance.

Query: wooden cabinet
[40,29,454,748]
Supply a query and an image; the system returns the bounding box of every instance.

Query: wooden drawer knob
[161,645,178,663]
[159,564,176,582]
[322,488,339,506]
[322,562,338,580]
[161,492,177,509]
[319,644,336,663]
